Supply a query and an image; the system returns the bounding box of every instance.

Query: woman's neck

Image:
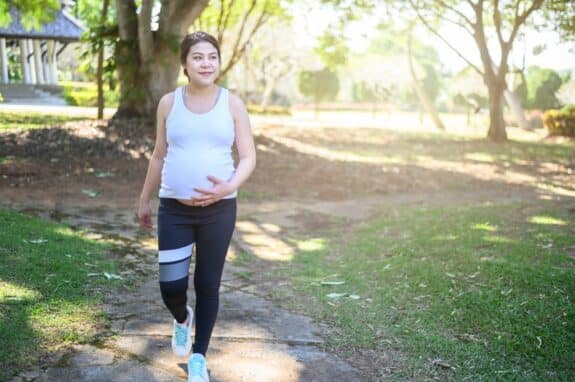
[185,82,217,97]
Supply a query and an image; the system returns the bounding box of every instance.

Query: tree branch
[434,0,474,26]
[221,2,271,78]
[218,0,236,45]
[221,0,257,74]
[493,0,505,48]
[159,0,209,37]
[138,0,154,62]
[115,0,138,40]
[408,0,484,76]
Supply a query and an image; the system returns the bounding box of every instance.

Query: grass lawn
[279,201,575,381]
[60,81,119,108]
[0,209,121,381]
[0,112,88,131]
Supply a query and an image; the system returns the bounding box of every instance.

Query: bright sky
[289,2,575,74]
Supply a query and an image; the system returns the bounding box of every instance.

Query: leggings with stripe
[157,197,236,356]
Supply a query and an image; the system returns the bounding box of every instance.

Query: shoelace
[175,324,188,346]
[189,356,204,376]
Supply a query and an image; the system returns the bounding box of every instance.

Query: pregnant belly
[161,152,234,199]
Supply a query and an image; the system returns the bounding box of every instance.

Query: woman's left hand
[192,175,235,207]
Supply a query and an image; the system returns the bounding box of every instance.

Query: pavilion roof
[0,7,84,42]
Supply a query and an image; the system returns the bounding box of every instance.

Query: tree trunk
[114,0,208,121]
[504,89,529,130]
[487,83,507,141]
[97,0,110,119]
[407,28,445,131]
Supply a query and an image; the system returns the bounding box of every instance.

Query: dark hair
[180,31,221,79]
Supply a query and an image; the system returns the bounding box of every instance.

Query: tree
[367,22,445,129]
[298,68,339,115]
[407,24,444,130]
[523,66,564,110]
[113,0,208,120]
[407,0,545,141]
[195,0,286,80]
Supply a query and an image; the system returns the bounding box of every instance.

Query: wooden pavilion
[0,5,84,85]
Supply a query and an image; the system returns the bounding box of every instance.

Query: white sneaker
[171,305,193,356]
[188,353,209,382]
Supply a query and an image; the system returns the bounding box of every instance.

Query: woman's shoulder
[225,89,247,115]
[158,89,179,115]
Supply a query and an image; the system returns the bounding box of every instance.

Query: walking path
[7,200,364,382]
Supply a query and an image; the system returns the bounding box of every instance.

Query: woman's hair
[180,31,221,79]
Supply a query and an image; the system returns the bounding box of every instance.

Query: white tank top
[159,86,237,199]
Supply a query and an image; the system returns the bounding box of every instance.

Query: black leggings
[157,197,236,356]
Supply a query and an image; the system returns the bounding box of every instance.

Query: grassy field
[0,112,87,131]
[277,202,575,381]
[0,209,120,381]
[60,81,120,108]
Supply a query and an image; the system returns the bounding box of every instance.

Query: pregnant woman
[137,31,256,382]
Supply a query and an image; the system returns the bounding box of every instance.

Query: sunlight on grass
[430,234,458,242]
[464,152,495,163]
[0,281,41,302]
[0,111,86,131]
[482,234,516,243]
[471,222,498,232]
[529,216,568,225]
[296,238,326,252]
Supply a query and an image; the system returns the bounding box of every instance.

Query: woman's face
[184,41,220,86]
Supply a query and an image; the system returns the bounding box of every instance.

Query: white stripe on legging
[158,243,194,264]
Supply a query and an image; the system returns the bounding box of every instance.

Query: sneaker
[172,305,193,356]
[188,353,209,382]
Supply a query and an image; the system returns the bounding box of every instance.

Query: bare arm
[137,92,173,228]
[228,92,256,191]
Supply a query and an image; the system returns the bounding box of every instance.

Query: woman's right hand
[138,202,153,229]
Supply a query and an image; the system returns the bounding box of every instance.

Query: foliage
[543,0,575,40]
[195,0,288,79]
[70,0,117,88]
[522,67,564,110]
[542,104,575,137]
[61,81,119,107]
[314,28,348,70]
[557,72,575,105]
[297,68,339,103]
[0,0,60,30]
[449,66,488,111]
[368,23,443,107]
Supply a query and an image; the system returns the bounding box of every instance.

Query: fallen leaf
[321,280,345,286]
[24,239,48,244]
[95,172,114,178]
[432,359,456,370]
[103,272,123,280]
[82,189,100,198]
[326,292,346,299]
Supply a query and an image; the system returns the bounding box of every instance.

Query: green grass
[280,202,575,381]
[0,112,87,131]
[0,209,120,381]
[60,81,119,108]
